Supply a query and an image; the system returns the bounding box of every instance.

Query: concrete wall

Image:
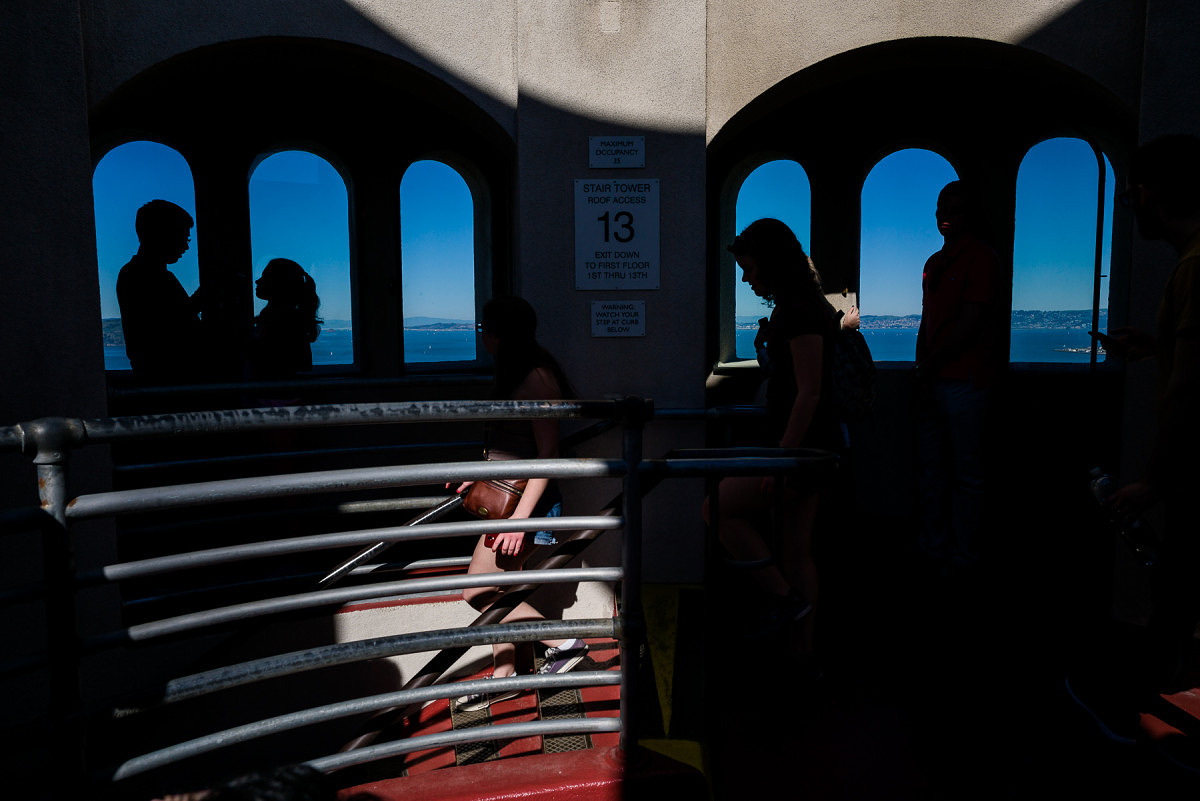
[81,0,519,136]
[3,0,1190,579]
[514,0,708,581]
[6,2,1200,784]
[706,0,1142,143]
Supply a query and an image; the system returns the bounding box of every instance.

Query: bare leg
[706,476,792,598]
[463,534,565,677]
[779,490,819,655]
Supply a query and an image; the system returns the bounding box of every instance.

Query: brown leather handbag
[462,478,527,520]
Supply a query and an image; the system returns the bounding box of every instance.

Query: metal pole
[1091,143,1107,368]
[21,418,86,792]
[618,397,651,752]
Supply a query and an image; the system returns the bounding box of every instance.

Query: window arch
[1012,137,1114,364]
[249,150,353,367]
[859,148,959,361]
[400,160,478,365]
[93,141,199,371]
[731,159,812,359]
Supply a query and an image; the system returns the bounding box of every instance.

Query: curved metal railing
[0,398,836,799]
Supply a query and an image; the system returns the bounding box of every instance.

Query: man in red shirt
[914,180,1006,575]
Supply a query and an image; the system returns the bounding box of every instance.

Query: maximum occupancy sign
[574,179,660,290]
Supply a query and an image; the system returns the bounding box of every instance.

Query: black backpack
[829,325,877,423]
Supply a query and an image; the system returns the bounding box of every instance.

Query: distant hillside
[738,309,1107,330]
[101,317,356,347]
[102,318,123,345]
[404,317,472,330]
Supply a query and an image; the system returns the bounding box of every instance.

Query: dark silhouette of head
[1128,134,1200,244]
[255,258,321,342]
[481,295,574,399]
[935,180,978,242]
[728,217,821,304]
[482,295,538,350]
[135,199,194,264]
[257,259,318,306]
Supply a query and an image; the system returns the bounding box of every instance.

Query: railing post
[20,417,87,791]
[617,397,652,753]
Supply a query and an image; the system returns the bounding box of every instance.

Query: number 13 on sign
[597,211,635,243]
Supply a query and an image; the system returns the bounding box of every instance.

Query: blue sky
[736,140,1113,321]
[857,149,959,318]
[94,142,201,318]
[1013,138,1113,315]
[94,143,476,324]
[734,159,813,320]
[96,137,1113,332]
[248,152,352,321]
[399,161,475,321]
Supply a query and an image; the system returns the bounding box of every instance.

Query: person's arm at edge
[492,366,561,554]
[1111,330,1200,513]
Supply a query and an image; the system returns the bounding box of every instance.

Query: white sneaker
[537,639,589,675]
[455,675,522,712]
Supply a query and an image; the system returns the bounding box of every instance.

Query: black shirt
[764,290,840,450]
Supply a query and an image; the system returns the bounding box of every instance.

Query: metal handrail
[311,718,624,774]
[114,556,476,616]
[0,397,840,796]
[112,439,483,476]
[111,670,623,780]
[130,618,619,708]
[86,514,622,582]
[89,567,623,647]
[95,399,629,443]
[66,458,624,519]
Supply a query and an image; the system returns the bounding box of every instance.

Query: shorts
[533,501,563,546]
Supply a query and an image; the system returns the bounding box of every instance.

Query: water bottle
[1088,467,1157,568]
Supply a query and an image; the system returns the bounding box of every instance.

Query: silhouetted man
[913,181,1006,575]
[116,199,205,383]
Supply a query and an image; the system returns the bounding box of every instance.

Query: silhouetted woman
[453,295,588,711]
[248,258,321,382]
[706,218,840,667]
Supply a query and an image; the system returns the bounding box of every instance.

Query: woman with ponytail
[248,258,322,381]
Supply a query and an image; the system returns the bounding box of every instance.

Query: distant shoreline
[735,308,1107,331]
[101,318,464,346]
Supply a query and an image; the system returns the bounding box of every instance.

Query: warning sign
[591,301,646,337]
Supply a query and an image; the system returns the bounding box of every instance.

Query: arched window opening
[400,160,477,364]
[859,149,959,361]
[93,141,199,371]
[1012,137,1114,363]
[249,150,354,368]
[732,159,812,359]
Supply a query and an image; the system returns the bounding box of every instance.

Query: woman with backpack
[706,218,842,669]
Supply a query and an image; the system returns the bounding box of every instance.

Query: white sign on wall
[574,179,660,290]
[589,136,645,168]
[591,300,646,337]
